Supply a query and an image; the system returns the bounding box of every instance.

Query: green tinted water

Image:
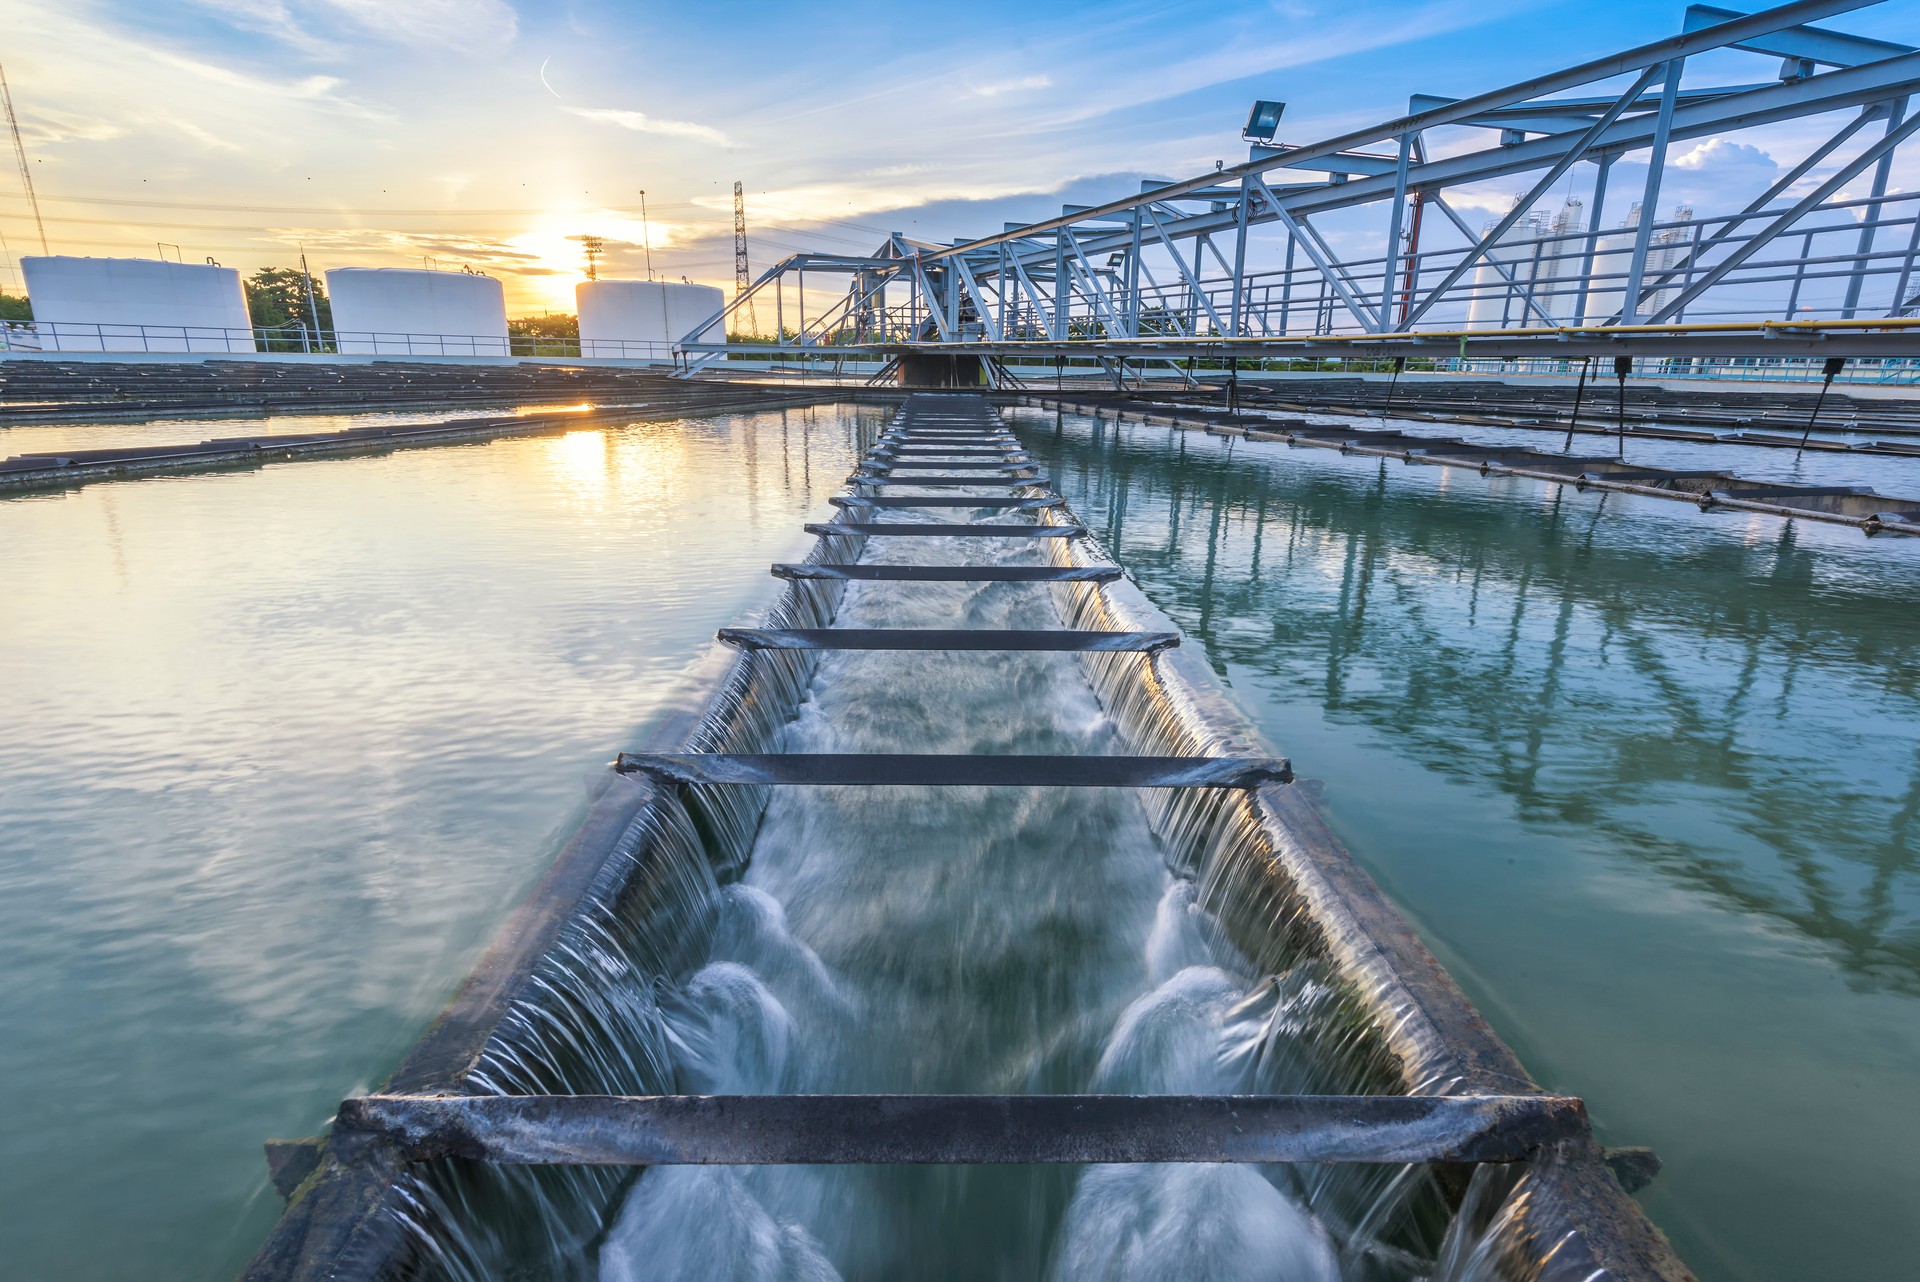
[4,399,1915,1280]
[1011,405,1920,1282]
[0,406,876,1280]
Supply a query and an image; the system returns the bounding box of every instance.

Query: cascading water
[383,405,1586,1281]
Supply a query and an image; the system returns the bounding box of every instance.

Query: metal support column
[1619,58,1685,323]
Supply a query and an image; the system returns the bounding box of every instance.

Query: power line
[0,61,47,254]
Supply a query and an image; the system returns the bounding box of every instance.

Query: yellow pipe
[906,317,1920,349]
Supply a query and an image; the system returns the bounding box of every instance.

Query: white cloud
[180,0,344,57]
[16,106,128,146]
[169,117,247,153]
[320,0,518,54]
[564,106,736,149]
[969,74,1052,98]
[1673,138,1777,175]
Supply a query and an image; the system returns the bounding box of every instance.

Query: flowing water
[391,406,1467,1281]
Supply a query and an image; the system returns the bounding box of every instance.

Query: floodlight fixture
[1244,100,1286,144]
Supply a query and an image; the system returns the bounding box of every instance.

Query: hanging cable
[1795,357,1848,458]
[1382,355,1406,418]
[1563,356,1592,453]
[1614,355,1632,460]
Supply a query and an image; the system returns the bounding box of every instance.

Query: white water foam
[597,466,1346,1277]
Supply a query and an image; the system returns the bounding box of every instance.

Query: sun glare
[503,212,698,313]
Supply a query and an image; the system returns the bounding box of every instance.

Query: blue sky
[0,0,1914,311]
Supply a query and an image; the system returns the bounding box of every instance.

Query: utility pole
[579,234,604,280]
[0,62,48,254]
[733,180,757,337]
[638,190,654,280]
[299,245,322,351]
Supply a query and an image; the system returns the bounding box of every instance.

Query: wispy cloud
[969,74,1052,98]
[563,106,737,149]
[323,0,518,55]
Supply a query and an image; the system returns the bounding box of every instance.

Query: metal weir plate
[771,563,1120,583]
[855,476,1045,487]
[717,627,1176,651]
[807,522,1082,537]
[862,461,1033,471]
[613,753,1291,788]
[829,496,1062,509]
[876,445,1024,453]
[881,433,1018,441]
[336,1092,1584,1166]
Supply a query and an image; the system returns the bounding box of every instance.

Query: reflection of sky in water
[0,403,877,1281]
[0,402,595,460]
[1014,405,1920,1282]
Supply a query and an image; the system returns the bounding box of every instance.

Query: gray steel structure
[680,1,1920,375]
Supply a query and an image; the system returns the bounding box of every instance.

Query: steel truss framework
[681,0,1920,376]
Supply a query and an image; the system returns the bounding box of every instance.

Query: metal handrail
[0,322,683,361]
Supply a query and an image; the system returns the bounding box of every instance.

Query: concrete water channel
[2,392,1914,1280]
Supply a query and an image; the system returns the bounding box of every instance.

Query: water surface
[0,405,875,1280]
[6,396,1915,1281]
[1012,404,1920,1282]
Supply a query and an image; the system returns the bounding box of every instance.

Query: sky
[0,0,1915,315]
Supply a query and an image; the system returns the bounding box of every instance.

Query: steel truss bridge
[681,0,1920,381]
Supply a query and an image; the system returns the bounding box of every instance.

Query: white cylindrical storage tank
[577,280,725,358]
[1583,204,1642,326]
[325,268,508,356]
[20,256,253,352]
[1466,218,1536,330]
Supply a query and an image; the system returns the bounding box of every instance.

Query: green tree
[0,291,30,324]
[507,313,578,339]
[244,268,331,334]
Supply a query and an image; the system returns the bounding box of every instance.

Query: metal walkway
[324,393,1606,1189]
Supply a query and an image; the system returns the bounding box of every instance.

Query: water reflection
[0,405,880,1282]
[1016,408,1920,998]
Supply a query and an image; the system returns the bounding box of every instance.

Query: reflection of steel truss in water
[1032,412,1920,995]
[680,1,1920,375]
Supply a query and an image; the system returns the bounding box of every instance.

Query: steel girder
[678,0,1920,365]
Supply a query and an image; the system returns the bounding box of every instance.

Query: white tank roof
[326,268,509,355]
[20,256,253,352]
